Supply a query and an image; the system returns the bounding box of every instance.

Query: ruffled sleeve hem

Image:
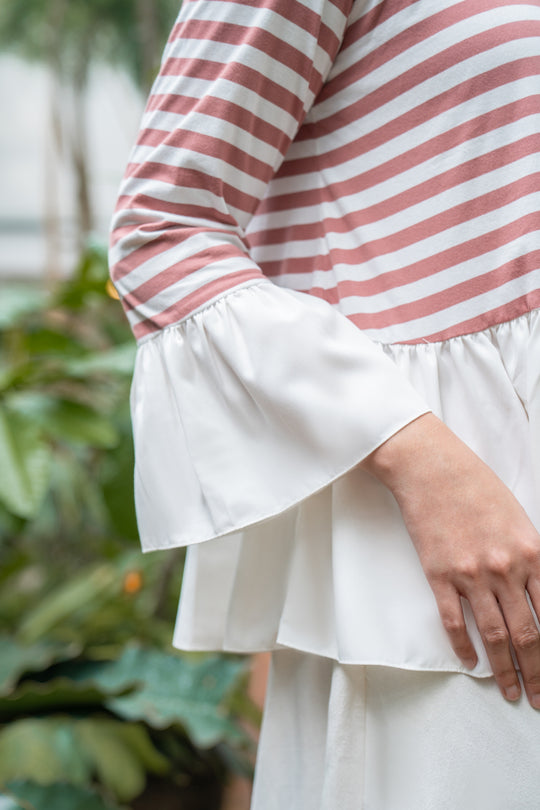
[130,280,429,551]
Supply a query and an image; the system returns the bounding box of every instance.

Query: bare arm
[362,412,540,707]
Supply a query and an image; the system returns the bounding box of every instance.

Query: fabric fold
[131,279,429,549]
[173,308,540,676]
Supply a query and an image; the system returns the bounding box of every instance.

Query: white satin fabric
[131,280,427,547]
[130,279,540,676]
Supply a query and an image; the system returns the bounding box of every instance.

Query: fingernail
[504,685,521,701]
[463,658,477,670]
[531,695,540,710]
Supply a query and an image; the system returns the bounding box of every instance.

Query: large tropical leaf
[0,718,168,802]
[0,718,89,787]
[76,719,168,801]
[66,646,248,747]
[0,637,76,697]
[6,781,120,810]
[0,677,132,720]
[0,406,51,519]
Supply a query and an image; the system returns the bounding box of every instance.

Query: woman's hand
[362,413,540,707]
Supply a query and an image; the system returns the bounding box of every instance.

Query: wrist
[361,412,446,494]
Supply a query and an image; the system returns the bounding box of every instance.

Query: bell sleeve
[109,0,430,551]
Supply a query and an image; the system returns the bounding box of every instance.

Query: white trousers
[251,650,540,810]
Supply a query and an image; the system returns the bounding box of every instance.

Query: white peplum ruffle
[129,279,540,676]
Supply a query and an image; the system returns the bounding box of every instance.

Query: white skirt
[251,650,540,810]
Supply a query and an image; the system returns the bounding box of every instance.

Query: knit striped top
[109,0,540,345]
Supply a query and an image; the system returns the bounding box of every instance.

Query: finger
[498,595,540,709]
[499,582,540,709]
[524,577,540,629]
[433,584,478,669]
[467,590,520,701]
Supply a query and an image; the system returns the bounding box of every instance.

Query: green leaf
[38,400,120,449]
[6,781,119,810]
[17,565,118,644]
[0,405,51,519]
[72,646,248,747]
[77,719,168,801]
[0,717,165,804]
[0,637,77,697]
[0,678,133,720]
[111,722,169,775]
[0,719,89,786]
[76,720,146,802]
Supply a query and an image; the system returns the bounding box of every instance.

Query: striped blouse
[109,0,540,669]
[110,0,540,345]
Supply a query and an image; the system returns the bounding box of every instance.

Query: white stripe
[152,75,300,137]
[250,112,540,232]
[124,256,260,328]
[352,270,540,343]
[320,5,540,119]
[161,38,313,104]
[140,109,283,170]
[129,143,268,200]
[115,174,253,233]
[115,228,249,289]
[174,0,335,84]
[310,37,540,156]
[277,228,540,311]
[252,189,540,272]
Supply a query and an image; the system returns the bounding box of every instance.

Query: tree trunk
[70,43,94,254]
[43,0,67,282]
[43,65,64,283]
[136,0,159,92]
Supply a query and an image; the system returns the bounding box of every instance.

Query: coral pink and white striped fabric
[109,0,540,344]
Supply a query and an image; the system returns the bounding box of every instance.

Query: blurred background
[0,2,259,808]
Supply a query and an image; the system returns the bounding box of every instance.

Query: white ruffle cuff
[131,280,429,548]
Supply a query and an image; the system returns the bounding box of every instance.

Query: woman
[109,0,540,806]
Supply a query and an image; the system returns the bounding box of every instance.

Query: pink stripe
[249,133,540,247]
[123,162,257,212]
[350,173,540,258]
[146,94,286,150]
[258,211,540,289]
[136,128,274,184]
[344,0,419,47]
[160,57,304,121]
[310,249,540,328]
[257,95,540,217]
[111,224,236,284]
[257,176,540,279]
[402,288,540,344]
[173,0,345,44]
[177,19,318,86]
[122,244,251,309]
[323,0,532,105]
[113,192,237,225]
[132,271,262,339]
[111,195,237,248]
[294,53,540,168]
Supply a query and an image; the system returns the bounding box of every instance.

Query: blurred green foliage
[0,0,180,91]
[0,246,257,809]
